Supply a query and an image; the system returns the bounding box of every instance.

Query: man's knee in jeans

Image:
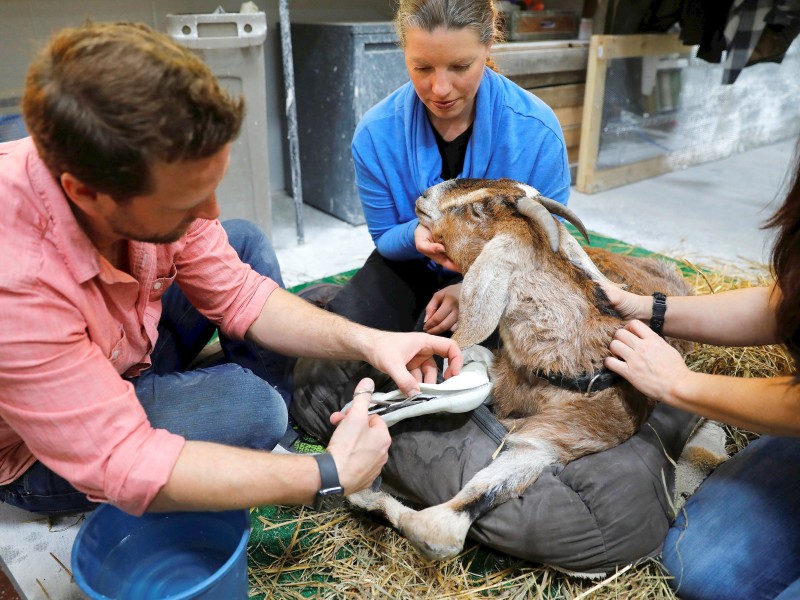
[137,363,288,451]
[211,366,288,451]
[236,368,289,447]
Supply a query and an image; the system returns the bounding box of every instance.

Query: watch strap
[651,292,667,336]
[313,452,340,490]
[312,452,343,510]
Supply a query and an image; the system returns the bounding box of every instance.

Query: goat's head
[416,178,612,278]
[416,178,620,347]
[416,179,586,252]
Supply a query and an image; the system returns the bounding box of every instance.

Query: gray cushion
[291,357,698,573]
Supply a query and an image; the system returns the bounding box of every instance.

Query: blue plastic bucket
[71,505,250,599]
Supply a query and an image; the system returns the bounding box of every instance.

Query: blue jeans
[662,435,800,600]
[0,219,290,515]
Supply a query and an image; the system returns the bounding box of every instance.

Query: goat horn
[536,196,591,245]
[560,230,622,288]
[517,197,560,252]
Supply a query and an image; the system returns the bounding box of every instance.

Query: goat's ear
[453,234,514,348]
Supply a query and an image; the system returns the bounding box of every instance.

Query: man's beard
[110,214,195,245]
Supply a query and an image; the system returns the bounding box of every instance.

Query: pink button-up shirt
[0,138,278,514]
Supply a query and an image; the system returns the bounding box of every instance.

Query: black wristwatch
[312,452,344,511]
[651,292,667,337]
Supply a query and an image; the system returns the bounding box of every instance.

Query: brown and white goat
[348,178,691,560]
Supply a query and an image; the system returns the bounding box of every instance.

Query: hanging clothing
[679,0,737,63]
[722,0,800,84]
[606,0,800,84]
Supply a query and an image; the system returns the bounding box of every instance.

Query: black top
[430,120,474,180]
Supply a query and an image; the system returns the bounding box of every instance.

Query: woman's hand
[599,280,649,322]
[415,224,460,272]
[423,283,462,334]
[604,319,690,404]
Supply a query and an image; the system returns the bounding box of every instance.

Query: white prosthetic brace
[341,346,494,427]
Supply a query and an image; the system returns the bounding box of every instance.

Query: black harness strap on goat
[470,404,508,446]
[532,367,620,394]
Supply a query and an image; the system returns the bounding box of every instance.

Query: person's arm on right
[602,280,797,435]
[602,281,780,347]
[606,319,800,435]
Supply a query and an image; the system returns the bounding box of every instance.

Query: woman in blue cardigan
[325,0,571,337]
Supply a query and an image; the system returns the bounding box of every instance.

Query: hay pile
[248,505,676,599]
[248,261,793,599]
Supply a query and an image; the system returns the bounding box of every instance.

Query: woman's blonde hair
[394,0,503,71]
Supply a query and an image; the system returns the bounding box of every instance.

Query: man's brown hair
[23,21,245,201]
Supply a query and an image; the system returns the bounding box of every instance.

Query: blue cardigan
[351,67,571,262]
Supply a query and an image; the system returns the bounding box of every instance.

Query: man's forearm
[245,288,377,361]
[148,440,320,511]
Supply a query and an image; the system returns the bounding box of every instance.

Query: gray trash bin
[292,22,408,225]
[167,10,272,236]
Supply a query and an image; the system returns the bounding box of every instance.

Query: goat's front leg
[347,487,474,560]
[347,488,418,527]
[397,438,560,560]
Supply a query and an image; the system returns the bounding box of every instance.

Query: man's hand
[604,320,690,404]
[327,378,391,494]
[414,224,460,272]
[423,283,462,334]
[365,331,463,397]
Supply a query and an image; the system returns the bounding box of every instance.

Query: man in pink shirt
[0,22,462,516]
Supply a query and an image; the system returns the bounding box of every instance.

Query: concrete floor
[1,137,795,599]
[567,138,794,270]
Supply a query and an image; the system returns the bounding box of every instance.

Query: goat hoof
[346,489,383,512]
[398,505,471,561]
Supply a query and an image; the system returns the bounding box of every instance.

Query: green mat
[288,269,360,295]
